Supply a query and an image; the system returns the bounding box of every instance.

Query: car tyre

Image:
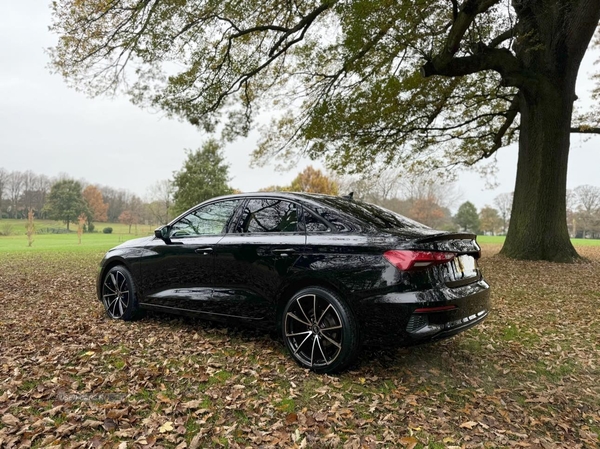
[282,287,360,374]
[101,266,139,321]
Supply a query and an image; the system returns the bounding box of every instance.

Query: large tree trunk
[500,0,600,262]
[501,83,579,262]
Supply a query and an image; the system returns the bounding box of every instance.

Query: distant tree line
[0,168,150,233]
[0,169,52,220]
[0,140,232,233]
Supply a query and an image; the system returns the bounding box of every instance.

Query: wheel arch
[97,257,136,301]
[274,276,356,334]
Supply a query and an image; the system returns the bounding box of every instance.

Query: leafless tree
[574,185,600,213]
[494,192,514,234]
[35,175,52,215]
[20,170,37,211]
[146,180,173,225]
[566,189,578,237]
[7,171,25,218]
[334,169,459,208]
[0,168,8,215]
[100,186,129,222]
[574,185,600,238]
[333,169,459,229]
[397,172,462,210]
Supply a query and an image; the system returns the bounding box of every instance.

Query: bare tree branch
[443,0,502,57]
[268,2,334,57]
[421,0,525,86]
[450,0,459,21]
[488,25,517,48]
[422,47,522,82]
[488,94,520,155]
[570,126,600,134]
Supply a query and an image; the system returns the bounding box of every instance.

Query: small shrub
[1,224,13,236]
[103,227,113,234]
[87,223,95,233]
[37,227,71,234]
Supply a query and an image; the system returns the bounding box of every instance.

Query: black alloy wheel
[282,287,359,373]
[101,266,138,321]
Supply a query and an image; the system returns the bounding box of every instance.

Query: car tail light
[383,250,455,271]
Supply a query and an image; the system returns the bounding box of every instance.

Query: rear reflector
[414,305,457,313]
[383,250,455,271]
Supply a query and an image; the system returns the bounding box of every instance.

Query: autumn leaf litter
[0,247,599,448]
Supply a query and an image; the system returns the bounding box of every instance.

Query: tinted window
[315,197,429,230]
[171,200,241,237]
[311,207,351,232]
[302,208,330,232]
[237,199,298,233]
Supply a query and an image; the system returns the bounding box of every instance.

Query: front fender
[96,249,143,302]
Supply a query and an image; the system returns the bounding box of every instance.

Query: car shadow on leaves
[119,308,482,377]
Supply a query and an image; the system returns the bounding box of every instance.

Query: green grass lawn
[0,218,155,252]
[476,234,600,246]
[2,221,599,253]
[0,217,145,234]
[0,233,147,252]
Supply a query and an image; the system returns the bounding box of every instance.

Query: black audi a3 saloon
[98,192,490,373]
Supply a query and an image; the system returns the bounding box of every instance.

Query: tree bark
[501,81,579,262]
[498,0,600,262]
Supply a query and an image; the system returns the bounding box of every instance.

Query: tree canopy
[83,185,108,223]
[49,0,600,261]
[455,201,480,233]
[44,180,89,230]
[290,166,339,195]
[479,206,503,235]
[146,180,173,225]
[171,139,233,215]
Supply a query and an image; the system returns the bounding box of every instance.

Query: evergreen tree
[455,201,480,234]
[171,140,232,215]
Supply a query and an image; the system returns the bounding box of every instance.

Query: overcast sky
[1,3,599,211]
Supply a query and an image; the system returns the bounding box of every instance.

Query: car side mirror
[154,225,172,243]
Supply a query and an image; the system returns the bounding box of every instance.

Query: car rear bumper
[355,279,491,346]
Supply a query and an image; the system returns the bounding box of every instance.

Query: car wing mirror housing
[155,225,172,243]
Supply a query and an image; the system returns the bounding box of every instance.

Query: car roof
[206,191,350,209]
[212,191,338,200]
[208,192,428,231]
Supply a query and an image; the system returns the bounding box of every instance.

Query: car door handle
[195,247,213,255]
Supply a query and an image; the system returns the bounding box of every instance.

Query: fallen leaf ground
[0,245,599,448]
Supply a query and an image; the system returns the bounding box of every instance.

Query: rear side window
[236,199,298,233]
[301,208,330,232]
[311,207,352,232]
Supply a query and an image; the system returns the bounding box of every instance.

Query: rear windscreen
[315,197,430,230]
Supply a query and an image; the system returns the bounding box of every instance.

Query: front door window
[171,200,241,238]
